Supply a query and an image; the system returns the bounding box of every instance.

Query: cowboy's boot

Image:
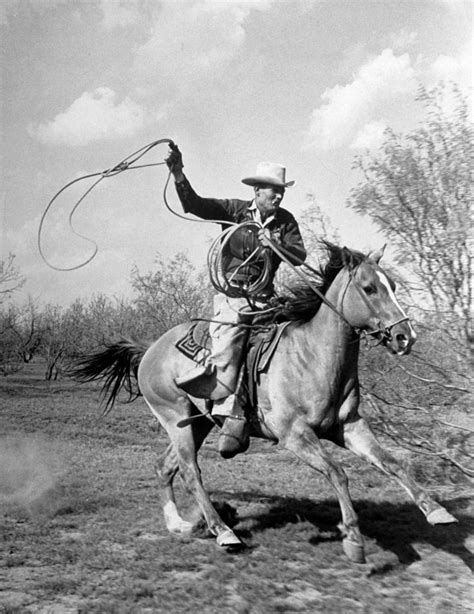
[215,366,249,459]
[218,410,250,459]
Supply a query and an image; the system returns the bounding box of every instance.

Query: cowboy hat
[241,162,295,188]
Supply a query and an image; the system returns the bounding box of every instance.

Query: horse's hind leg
[155,443,194,535]
[151,401,244,549]
[340,416,457,524]
[154,404,214,535]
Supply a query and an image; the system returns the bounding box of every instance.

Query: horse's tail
[70,338,149,414]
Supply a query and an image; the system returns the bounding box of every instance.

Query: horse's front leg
[340,416,457,525]
[283,419,366,563]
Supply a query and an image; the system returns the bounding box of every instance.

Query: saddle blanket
[175,320,212,365]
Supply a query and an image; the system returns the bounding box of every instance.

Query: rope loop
[207,221,273,299]
[39,138,176,271]
[39,136,244,272]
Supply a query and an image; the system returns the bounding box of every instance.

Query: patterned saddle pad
[175,320,212,364]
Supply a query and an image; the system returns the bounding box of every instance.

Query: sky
[1,0,471,306]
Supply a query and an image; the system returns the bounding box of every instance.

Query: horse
[73,242,457,563]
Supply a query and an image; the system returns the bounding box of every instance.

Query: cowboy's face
[254,184,285,220]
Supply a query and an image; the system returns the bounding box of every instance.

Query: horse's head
[340,246,416,355]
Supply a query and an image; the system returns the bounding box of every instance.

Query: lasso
[207,221,273,299]
[39,137,274,298]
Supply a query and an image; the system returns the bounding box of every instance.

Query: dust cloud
[0,434,67,516]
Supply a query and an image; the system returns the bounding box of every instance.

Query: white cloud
[427,44,472,89]
[29,88,148,146]
[350,120,388,151]
[307,49,416,150]
[388,29,418,51]
[133,0,272,90]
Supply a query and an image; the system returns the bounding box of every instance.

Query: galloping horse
[74,243,456,563]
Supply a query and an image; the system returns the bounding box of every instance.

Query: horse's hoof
[426,507,458,525]
[342,538,366,564]
[216,529,245,552]
[168,520,194,536]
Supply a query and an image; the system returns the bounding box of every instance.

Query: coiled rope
[207,221,272,299]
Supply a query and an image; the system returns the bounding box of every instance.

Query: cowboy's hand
[165,144,184,176]
[258,227,273,245]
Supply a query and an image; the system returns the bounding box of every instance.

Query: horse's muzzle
[384,320,417,355]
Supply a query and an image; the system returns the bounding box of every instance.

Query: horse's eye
[364,285,376,295]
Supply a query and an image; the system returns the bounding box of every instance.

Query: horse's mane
[269,241,366,323]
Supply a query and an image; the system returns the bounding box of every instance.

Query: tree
[0,254,28,373]
[131,252,213,338]
[1,297,42,357]
[275,192,340,292]
[350,82,472,346]
[348,82,473,480]
[83,294,137,348]
[300,192,340,256]
[0,254,24,303]
[40,303,68,380]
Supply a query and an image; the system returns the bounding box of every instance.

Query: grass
[0,361,472,613]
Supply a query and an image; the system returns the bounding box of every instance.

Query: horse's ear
[368,244,386,264]
[342,247,354,268]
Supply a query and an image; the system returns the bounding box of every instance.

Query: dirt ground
[1,364,472,613]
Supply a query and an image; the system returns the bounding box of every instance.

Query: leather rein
[260,235,410,346]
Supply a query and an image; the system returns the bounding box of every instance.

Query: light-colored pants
[207,295,252,399]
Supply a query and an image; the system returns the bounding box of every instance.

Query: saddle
[245,321,292,406]
[175,319,291,406]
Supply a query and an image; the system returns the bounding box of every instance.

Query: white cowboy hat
[241,162,295,188]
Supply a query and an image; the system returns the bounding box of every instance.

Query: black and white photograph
[1,1,472,612]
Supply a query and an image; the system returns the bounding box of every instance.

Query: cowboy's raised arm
[165,144,233,222]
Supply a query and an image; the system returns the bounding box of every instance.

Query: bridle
[261,235,410,346]
[346,266,410,345]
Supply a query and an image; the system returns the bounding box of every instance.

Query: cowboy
[165,144,306,457]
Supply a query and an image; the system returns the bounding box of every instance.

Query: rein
[261,234,409,343]
[260,235,355,329]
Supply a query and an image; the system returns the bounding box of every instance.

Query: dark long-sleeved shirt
[175,176,307,292]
